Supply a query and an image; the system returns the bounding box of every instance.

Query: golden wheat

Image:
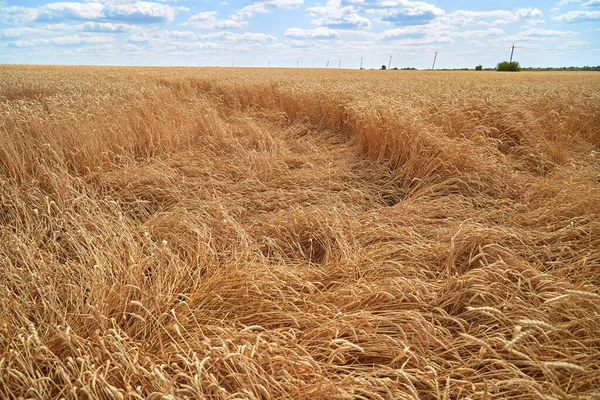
[1,65,599,399]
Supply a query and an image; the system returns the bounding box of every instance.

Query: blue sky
[1,0,599,68]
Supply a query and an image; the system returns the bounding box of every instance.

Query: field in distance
[1,65,599,399]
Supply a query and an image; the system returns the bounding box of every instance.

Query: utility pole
[509,44,515,63]
[360,57,363,69]
[432,51,438,70]
[388,55,392,70]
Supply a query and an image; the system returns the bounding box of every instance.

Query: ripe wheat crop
[1,65,599,399]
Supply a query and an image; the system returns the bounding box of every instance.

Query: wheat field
[1,65,599,399]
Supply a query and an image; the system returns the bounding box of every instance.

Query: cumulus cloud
[2,1,178,25]
[259,0,303,9]
[15,34,114,47]
[285,27,340,39]
[445,8,543,26]
[230,3,269,21]
[165,30,196,39]
[379,22,453,42]
[517,28,578,37]
[554,10,600,22]
[556,0,580,6]
[35,2,104,22]
[454,28,504,38]
[122,43,143,52]
[189,11,218,22]
[45,23,84,30]
[230,0,303,21]
[313,13,371,29]
[103,2,176,23]
[497,28,579,44]
[582,0,600,6]
[0,27,45,38]
[342,0,439,10]
[380,5,444,26]
[327,0,445,27]
[0,5,39,23]
[83,22,135,32]
[516,8,544,19]
[215,20,248,29]
[198,31,277,42]
[187,11,248,29]
[306,0,372,30]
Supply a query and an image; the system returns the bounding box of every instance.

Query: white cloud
[0,27,44,38]
[122,29,277,54]
[343,0,440,10]
[523,19,545,25]
[197,31,277,42]
[83,22,135,32]
[127,32,157,42]
[378,1,444,26]
[444,8,543,26]
[285,27,340,39]
[380,8,443,26]
[0,5,38,23]
[582,0,600,6]
[561,39,590,47]
[215,19,248,29]
[379,22,454,42]
[35,2,103,22]
[516,8,544,19]
[238,32,277,41]
[306,0,373,29]
[189,11,218,22]
[230,0,303,21]
[556,0,580,6]
[454,28,504,38]
[3,1,178,24]
[230,3,269,20]
[122,43,143,52]
[498,28,579,43]
[467,40,487,48]
[165,30,196,39]
[103,2,176,23]
[14,34,114,47]
[554,10,600,22]
[260,0,303,8]
[45,23,85,31]
[84,35,115,44]
[313,0,443,28]
[518,28,578,37]
[52,35,84,45]
[313,12,371,29]
[187,11,248,29]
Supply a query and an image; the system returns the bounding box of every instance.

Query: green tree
[475,64,483,71]
[381,65,387,70]
[497,61,521,72]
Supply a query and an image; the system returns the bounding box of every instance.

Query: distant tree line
[521,65,600,71]
[379,66,417,70]
[371,64,600,71]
